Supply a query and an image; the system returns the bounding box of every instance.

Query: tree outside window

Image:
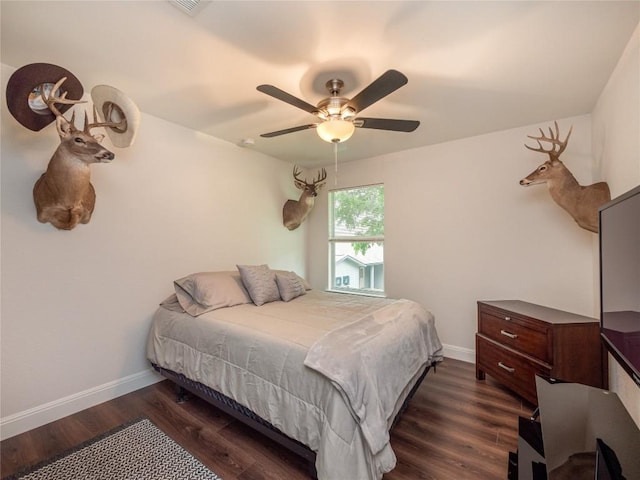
[329,184,384,295]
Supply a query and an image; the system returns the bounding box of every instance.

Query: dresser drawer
[478,308,551,363]
[476,334,550,404]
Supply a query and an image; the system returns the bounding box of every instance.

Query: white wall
[2,20,638,441]
[309,115,597,362]
[592,23,640,426]
[0,64,307,439]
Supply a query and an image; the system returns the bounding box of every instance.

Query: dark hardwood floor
[1,358,534,480]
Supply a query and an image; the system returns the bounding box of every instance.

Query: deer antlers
[524,120,573,159]
[41,77,126,134]
[82,105,127,135]
[293,165,327,188]
[284,166,327,230]
[40,76,86,117]
[520,122,611,233]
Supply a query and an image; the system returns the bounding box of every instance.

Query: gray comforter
[146,290,443,480]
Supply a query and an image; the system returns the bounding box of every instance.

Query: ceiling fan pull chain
[333,140,338,186]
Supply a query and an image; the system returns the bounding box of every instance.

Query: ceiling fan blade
[260,124,317,138]
[347,70,408,113]
[354,117,420,132]
[257,85,318,115]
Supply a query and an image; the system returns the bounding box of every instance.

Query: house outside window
[328,184,384,296]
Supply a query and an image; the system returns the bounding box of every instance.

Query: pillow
[173,271,251,316]
[159,293,184,313]
[273,270,312,291]
[275,271,307,302]
[236,264,281,306]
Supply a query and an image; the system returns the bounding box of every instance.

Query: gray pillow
[236,264,281,306]
[275,271,307,302]
[174,271,251,316]
[272,270,312,290]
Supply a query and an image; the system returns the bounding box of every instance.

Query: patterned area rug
[3,418,222,480]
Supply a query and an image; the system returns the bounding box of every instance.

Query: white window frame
[328,184,385,297]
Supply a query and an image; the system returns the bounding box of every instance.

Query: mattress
[146,289,443,480]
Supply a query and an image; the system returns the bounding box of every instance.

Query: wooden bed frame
[151,362,435,479]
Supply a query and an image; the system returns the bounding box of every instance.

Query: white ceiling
[2,1,638,167]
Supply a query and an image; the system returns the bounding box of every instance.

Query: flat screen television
[599,184,640,387]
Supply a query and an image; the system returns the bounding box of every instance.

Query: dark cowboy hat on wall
[6,63,84,131]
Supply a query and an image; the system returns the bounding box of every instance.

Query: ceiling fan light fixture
[317,96,348,118]
[327,103,342,117]
[317,118,355,143]
[341,106,356,120]
[257,70,415,142]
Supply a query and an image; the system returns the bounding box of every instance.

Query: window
[328,184,384,296]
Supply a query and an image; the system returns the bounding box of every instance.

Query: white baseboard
[442,343,475,364]
[1,346,476,441]
[0,368,162,441]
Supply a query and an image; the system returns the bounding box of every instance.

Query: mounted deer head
[282,165,327,230]
[33,77,124,230]
[519,121,610,233]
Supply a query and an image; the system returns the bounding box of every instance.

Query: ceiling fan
[257,69,419,144]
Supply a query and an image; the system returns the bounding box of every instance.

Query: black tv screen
[599,184,640,387]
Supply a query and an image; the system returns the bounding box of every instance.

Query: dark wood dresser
[475,300,604,405]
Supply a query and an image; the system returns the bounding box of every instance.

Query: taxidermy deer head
[33,77,124,230]
[283,165,327,230]
[519,121,610,233]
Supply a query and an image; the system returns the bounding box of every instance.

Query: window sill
[325,288,387,298]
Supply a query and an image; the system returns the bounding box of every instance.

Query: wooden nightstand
[475,300,604,405]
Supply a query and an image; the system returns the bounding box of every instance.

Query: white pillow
[236,264,281,306]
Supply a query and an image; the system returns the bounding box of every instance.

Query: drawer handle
[504,316,511,321]
[498,362,515,373]
[500,329,518,339]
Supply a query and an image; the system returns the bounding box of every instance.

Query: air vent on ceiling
[169,0,208,16]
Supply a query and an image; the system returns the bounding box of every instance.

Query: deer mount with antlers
[283,166,327,230]
[519,121,610,233]
[32,77,125,230]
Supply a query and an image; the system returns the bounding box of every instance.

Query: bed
[146,267,443,480]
